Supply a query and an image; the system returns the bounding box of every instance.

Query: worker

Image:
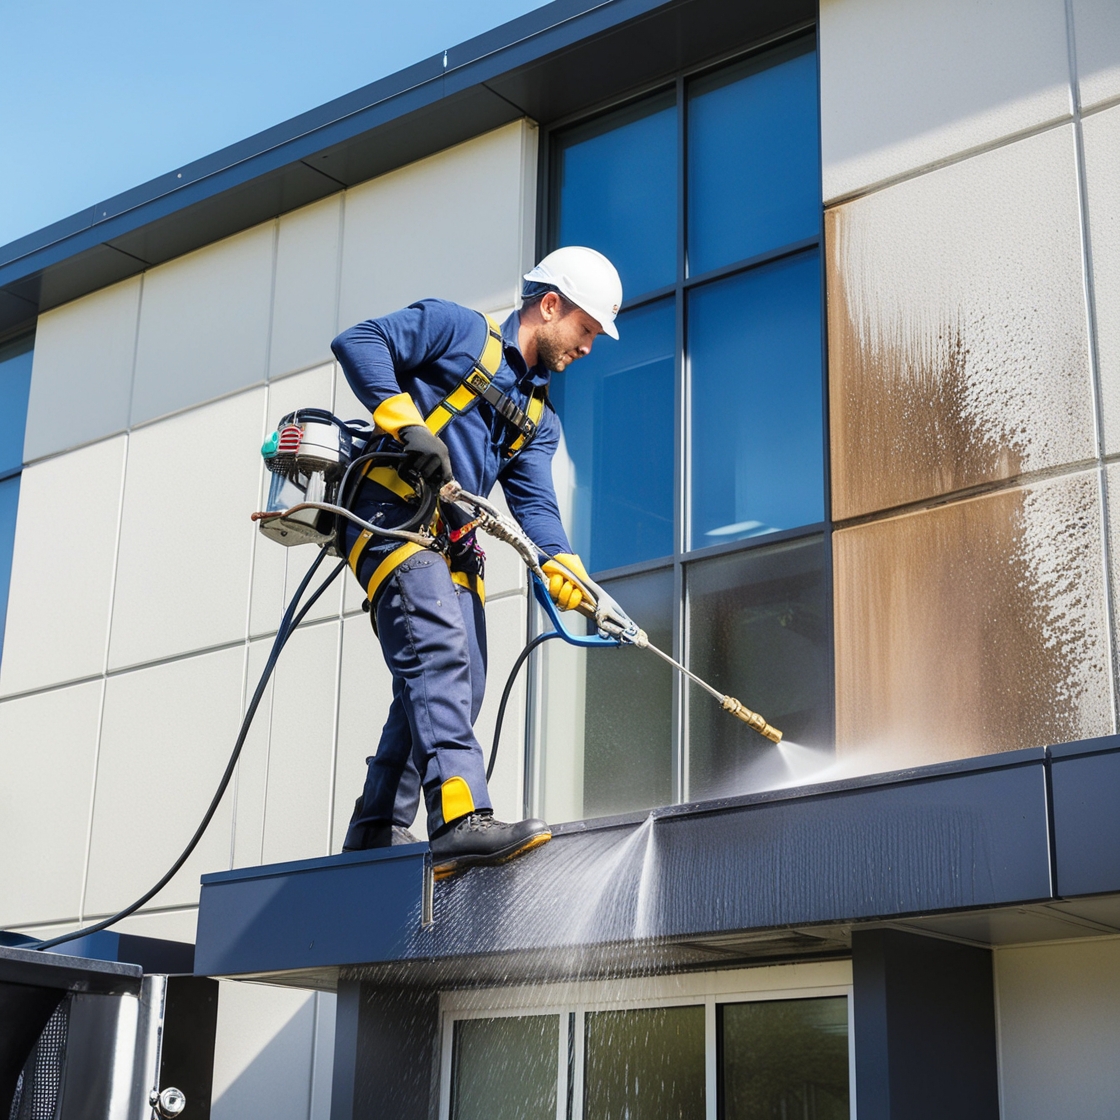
[331,246,622,879]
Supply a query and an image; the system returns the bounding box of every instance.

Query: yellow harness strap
[425,316,505,435]
[352,314,538,603]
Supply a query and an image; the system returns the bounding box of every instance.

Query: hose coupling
[721,696,783,743]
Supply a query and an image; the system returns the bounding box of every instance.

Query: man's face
[535,296,603,372]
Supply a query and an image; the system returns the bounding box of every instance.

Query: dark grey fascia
[196,743,1102,987]
[0,0,812,339]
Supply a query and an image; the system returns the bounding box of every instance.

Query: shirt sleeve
[331,299,462,437]
[498,406,574,558]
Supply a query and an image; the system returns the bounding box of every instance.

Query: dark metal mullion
[813,38,838,756]
[681,522,829,568]
[674,73,688,805]
[683,235,820,292]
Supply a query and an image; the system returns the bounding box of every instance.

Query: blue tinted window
[554,93,677,300]
[0,335,34,476]
[689,251,823,545]
[0,474,19,668]
[550,299,675,573]
[687,42,820,276]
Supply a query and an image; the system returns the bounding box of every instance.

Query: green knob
[261,431,280,458]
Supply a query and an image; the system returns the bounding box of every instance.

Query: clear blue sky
[0,0,549,250]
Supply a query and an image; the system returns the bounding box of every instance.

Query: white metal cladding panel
[333,612,397,848]
[995,938,1120,1119]
[1072,0,1120,111]
[338,120,535,329]
[84,645,244,915]
[249,364,341,638]
[108,388,266,670]
[24,277,140,462]
[476,593,528,823]
[231,636,275,869]
[0,681,101,928]
[819,0,1072,202]
[210,981,320,1120]
[131,223,275,426]
[0,435,126,697]
[269,194,343,380]
[1083,104,1120,453]
[257,620,340,866]
[826,123,1094,520]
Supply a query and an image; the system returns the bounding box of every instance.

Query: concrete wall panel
[270,195,342,380]
[0,436,126,696]
[996,937,1120,1120]
[0,680,101,927]
[819,0,1071,201]
[1072,0,1120,111]
[834,470,1113,764]
[476,593,528,823]
[24,278,139,461]
[84,646,244,914]
[211,981,316,1120]
[338,122,532,329]
[132,225,275,425]
[109,388,265,669]
[259,620,340,865]
[827,126,1091,520]
[333,613,396,848]
[1083,104,1120,451]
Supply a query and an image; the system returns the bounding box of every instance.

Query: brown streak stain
[834,474,1111,762]
[827,207,1027,522]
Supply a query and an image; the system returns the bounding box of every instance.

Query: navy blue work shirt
[331,299,573,556]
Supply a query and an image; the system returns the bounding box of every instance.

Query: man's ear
[539,291,564,321]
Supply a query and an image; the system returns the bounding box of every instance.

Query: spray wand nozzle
[440,482,783,744]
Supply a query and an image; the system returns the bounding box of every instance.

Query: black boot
[429,812,551,879]
[343,799,420,851]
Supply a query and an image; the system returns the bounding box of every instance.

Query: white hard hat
[523,246,623,340]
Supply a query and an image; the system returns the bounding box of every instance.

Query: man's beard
[535,327,570,372]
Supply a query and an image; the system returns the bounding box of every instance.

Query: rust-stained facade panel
[826,126,1094,522]
[833,470,1113,763]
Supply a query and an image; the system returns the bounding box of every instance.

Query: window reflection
[689,252,824,548]
[585,1005,705,1120]
[551,299,675,574]
[721,998,849,1120]
[688,39,820,276]
[451,1016,558,1120]
[553,92,677,300]
[687,537,829,800]
[536,567,674,823]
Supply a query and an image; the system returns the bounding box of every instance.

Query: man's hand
[541,553,590,612]
[399,425,452,484]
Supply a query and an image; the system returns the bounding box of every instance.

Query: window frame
[527,27,833,815]
[438,964,855,1120]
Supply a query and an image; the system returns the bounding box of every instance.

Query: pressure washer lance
[439,482,783,744]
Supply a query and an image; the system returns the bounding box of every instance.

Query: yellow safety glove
[541,553,589,612]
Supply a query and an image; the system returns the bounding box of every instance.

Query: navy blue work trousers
[347,551,492,838]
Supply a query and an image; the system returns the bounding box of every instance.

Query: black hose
[34,551,347,952]
[486,631,559,781]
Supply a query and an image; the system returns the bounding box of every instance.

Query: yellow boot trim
[440,776,475,825]
[364,542,427,605]
[373,393,427,438]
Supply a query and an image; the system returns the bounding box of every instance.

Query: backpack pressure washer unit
[31,407,780,953]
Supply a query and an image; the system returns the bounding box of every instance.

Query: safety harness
[349,314,547,609]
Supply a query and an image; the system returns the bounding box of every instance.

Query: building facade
[1,0,1120,1117]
